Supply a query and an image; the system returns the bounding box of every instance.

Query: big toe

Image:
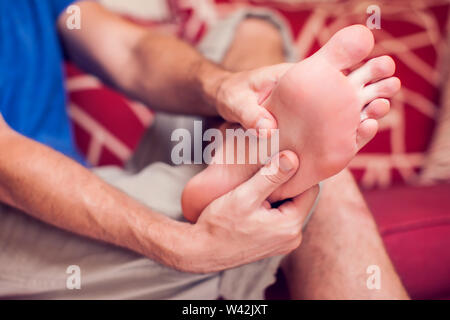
[315,25,374,70]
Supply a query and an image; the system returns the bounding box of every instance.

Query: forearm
[59,1,229,116]
[0,126,188,269]
[123,31,230,116]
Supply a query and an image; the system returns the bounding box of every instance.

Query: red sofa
[66,0,450,299]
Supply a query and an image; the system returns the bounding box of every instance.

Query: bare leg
[221,20,408,300]
[222,18,285,71]
[282,169,409,299]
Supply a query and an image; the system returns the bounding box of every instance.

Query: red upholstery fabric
[365,183,450,300]
[66,63,155,166]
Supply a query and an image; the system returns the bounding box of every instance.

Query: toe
[361,77,401,105]
[315,24,374,71]
[349,55,396,88]
[361,99,390,121]
[357,119,379,150]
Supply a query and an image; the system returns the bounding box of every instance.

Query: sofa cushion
[66,63,154,165]
[364,183,450,299]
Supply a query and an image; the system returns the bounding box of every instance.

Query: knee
[237,18,283,44]
[224,17,285,70]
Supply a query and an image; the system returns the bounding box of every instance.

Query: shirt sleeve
[50,0,79,19]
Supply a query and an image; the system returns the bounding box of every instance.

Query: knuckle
[263,172,285,185]
[371,59,386,74]
[289,236,303,251]
[279,237,302,255]
[377,82,391,95]
[371,63,384,76]
[278,221,302,241]
[271,227,297,252]
[279,248,292,256]
[286,227,301,241]
[370,55,394,76]
[282,233,303,253]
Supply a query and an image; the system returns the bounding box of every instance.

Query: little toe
[361,77,401,106]
[356,119,379,150]
[361,99,391,121]
[315,24,374,70]
[349,55,396,88]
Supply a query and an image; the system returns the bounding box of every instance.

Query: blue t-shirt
[0,0,85,164]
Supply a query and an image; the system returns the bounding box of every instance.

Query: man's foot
[182,25,400,222]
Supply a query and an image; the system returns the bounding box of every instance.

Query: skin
[0,1,320,274]
[182,25,401,222]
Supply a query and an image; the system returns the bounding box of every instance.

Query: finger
[235,150,299,205]
[241,101,278,135]
[252,63,294,91]
[278,185,320,225]
[253,63,293,107]
[243,64,294,134]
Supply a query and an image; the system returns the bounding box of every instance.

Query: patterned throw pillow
[66,63,154,166]
[172,0,450,189]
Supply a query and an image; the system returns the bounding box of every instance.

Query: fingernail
[279,154,294,173]
[256,118,272,131]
